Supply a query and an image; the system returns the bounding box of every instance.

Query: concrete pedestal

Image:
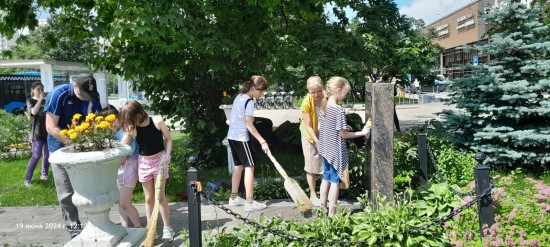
[365,83,394,203]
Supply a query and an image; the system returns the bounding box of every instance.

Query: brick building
[423,0,534,79]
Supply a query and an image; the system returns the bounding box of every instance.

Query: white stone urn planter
[219,104,236,174]
[219,104,233,125]
[49,144,146,247]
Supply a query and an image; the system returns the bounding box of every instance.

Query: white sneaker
[244,200,267,212]
[162,227,175,242]
[310,196,321,207]
[228,196,245,206]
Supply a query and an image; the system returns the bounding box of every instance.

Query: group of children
[23,83,175,241]
[227,75,371,217]
[23,74,367,243]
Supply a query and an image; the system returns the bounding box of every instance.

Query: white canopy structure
[0,59,108,107]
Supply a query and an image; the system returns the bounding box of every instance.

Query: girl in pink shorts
[119,100,175,241]
[101,105,143,228]
[137,151,170,183]
[115,130,143,228]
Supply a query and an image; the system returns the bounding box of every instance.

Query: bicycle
[284,91,294,109]
[273,92,284,110]
[265,92,276,110]
[255,96,265,110]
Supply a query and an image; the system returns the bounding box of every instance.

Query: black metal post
[187,156,202,247]
[418,131,428,185]
[474,152,494,237]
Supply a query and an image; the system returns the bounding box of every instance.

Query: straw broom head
[143,166,164,247]
[267,153,313,212]
[284,178,313,212]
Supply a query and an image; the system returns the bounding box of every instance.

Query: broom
[143,164,165,247]
[267,152,313,212]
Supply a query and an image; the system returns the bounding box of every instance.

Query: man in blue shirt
[44,75,102,239]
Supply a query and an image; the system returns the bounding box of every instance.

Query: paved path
[110,93,452,130]
[252,93,452,130]
[0,199,360,246]
[1,95,453,246]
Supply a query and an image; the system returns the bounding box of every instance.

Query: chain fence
[192,182,493,246]
[425,136,477,198]
[187,126,495,245]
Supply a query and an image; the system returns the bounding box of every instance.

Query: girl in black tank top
[119,100,175,241]
[136,117,164,156]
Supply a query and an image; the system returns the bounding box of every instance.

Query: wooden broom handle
[266,152,289,179]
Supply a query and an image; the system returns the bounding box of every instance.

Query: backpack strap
[245,98,252,110]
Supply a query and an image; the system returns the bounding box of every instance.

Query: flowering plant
[59,113,117,152]
[222,91,236,105]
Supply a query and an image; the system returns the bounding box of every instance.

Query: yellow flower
[105,114,116,122]
[96,121,111,129]
[69,132,78,140]
[85,113,96,122]
[72,114,82,121]
[59,112,117,152]
[75,125,85,132]
[67,129,76,136]
[222,90,236,105]
[80,122,90,130]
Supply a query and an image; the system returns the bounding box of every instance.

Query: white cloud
[399,0,475,25]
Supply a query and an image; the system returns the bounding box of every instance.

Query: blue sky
[325,0,475,26]
[396,0,474,25]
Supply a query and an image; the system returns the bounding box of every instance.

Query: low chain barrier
[187,124,497,246]
[415,125,495,239]
[189,182,493,246]
[426,141,477,197]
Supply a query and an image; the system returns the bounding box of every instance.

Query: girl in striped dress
[317,76,371,217]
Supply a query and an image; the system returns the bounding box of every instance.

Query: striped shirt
[318,105,348,179]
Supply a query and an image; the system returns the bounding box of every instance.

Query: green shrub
[0,110,31,160]
[352,191,449,246]
[433,146,477,187]
[413,183,461,219]
[393,119,454,192]
[204,191,450,246]
[254,181,289,200]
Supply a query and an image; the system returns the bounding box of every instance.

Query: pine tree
[441,1,550,170]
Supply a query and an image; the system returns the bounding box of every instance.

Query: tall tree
[441,1,550,170]
[5,14,94,62]
[0,0,441,166]
[344,0,441,85]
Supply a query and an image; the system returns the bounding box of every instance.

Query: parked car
[404,84,445,94]
[434,74,448,93]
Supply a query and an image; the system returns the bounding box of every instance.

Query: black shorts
[228,140,255,167]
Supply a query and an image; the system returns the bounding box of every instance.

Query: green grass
[0,133,305,206]
[0,154,60,206]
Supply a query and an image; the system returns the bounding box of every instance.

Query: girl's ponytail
[241,80,253,93]
[240,75,268,93]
